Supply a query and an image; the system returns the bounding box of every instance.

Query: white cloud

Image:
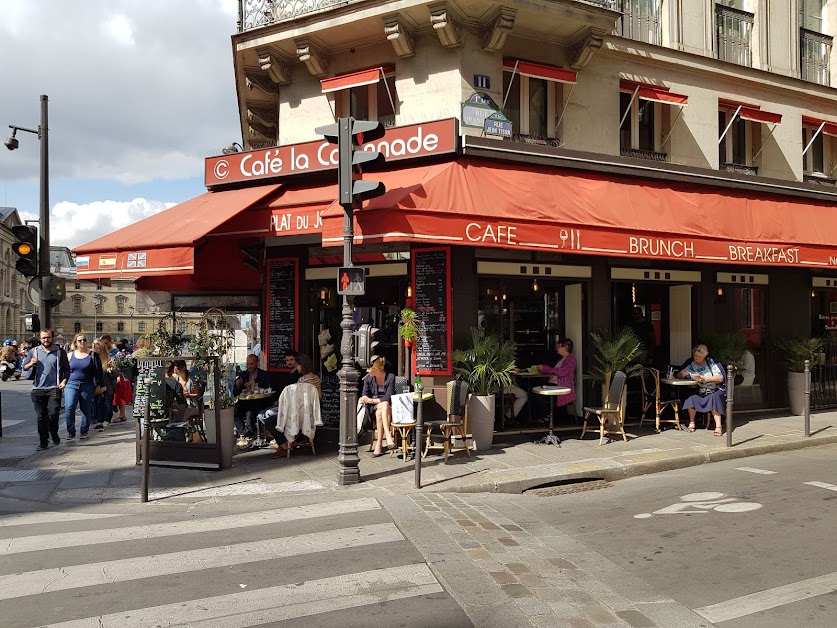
[102,14,136,47]
[43,198,176,249]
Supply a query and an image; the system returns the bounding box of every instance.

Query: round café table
[511,371,549,428]
[532,386,572,446]
[660,379,698,431]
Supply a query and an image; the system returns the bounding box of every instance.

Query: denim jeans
[31,387,61,445]
[64,381,95,435]
[92,392,112,425]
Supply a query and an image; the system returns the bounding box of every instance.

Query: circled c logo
[214,159,229,180]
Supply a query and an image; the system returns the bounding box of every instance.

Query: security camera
[4,136,18,151]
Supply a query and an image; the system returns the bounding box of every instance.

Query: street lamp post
[128,305,135,345]
[93,295,102,337]
[6,95,50,330]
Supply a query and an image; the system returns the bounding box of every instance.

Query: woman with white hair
[676,344,725,436]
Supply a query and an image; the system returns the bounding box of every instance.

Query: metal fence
[811,337,837,409]
[800,28,832,87]
[715,5,753,67]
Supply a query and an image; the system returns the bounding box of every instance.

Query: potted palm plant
[451,327,517,451]
[585,327,642,418]
[774,336,823,415]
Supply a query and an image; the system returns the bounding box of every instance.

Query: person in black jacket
[233,354,272,447]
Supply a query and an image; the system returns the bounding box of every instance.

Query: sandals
[688,423,696,432]
[714,429,723,437]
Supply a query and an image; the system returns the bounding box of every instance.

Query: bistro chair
[423,379,471,462]
[581,371,629,445]
[639,367,681,432]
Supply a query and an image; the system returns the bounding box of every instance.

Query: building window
[117,322,125,332]
[619,0,662,45]
[718,107,757,174]
[715,2,754,67]
[96,322,103,333]
[96,284,103,290]
[802,123,836,184]
[333,68,397,128]
[800,1,832,85]
[72,296,83,314]
[138,322,146,332]
[74,322,81,333]
[618,84,685,161]
[502,67,564,141]
[116,296,127,314]
[74,282,81,290]
[117,282,124,291]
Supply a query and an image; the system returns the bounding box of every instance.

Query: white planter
[787,371,807,416]
[468,395,495,451]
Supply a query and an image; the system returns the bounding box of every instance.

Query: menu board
[413,247,452,375]
[266,258,298,371]
[319,373,340,426]
[132,359,166,420]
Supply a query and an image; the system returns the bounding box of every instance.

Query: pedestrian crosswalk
[0,498,472,628]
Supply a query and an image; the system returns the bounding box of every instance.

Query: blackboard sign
[266,258,298,371]
[320,373,339,426]
[132,359,166,420]
[413,247,452,375]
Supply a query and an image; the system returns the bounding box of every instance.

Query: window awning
[321,66,392,94]
[73,184,281,279]
[619,80,688,106]
[503,59,577,84]
[803,116,837,136]
[321,157,837,268]
[738,107,782,125]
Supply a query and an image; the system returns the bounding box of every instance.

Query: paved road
[510,444,837,627]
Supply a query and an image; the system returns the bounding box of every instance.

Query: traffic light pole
[39,95,50,331]
[337,203,361,485]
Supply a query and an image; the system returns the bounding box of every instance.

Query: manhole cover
[0,468,60,482]
[524,479,610,497]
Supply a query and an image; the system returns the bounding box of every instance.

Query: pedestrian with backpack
[23,329,70,451]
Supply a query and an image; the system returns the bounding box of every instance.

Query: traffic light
[354,323,380,370]
[11,225,38,277]
[315,117,387,206]
[42,275,66,304]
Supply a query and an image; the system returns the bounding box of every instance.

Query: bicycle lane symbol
[634,492,763,519]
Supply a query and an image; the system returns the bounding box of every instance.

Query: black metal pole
[725,366,734,448]
[804,359,811,437]
[39,95,50,331]
[337,204,360,485]
[141,381,151,502]
[414,381,424,489]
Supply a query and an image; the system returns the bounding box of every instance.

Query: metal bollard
[804,359,811,437]
[141,379,152,503]
[414,382,424,489]
[725,367,734,448]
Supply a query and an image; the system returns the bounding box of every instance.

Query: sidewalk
[1,407,835,504]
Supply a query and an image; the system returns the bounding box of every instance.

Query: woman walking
[92,339,115,431]
[64,333,103,440]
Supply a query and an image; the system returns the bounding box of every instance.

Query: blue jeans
[92,392,112,425]
[64,381,95,435]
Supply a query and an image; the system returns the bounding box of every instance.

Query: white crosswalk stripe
[0,511,123,526]
[804,480,837,491]
[735,467,777,475]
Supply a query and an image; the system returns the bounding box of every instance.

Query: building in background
[0,207,33,341]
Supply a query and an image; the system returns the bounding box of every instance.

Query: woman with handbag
[63,333,104,440]
[676,344,726,436]
[359,357,396,457]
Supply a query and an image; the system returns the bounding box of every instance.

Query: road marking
[735,467,777,475]
[52,480,327,500]
[0,497,380,555]
[635,492,763,518]
[0,420,23,428]
[39,564,442,628]
[804,481,837,492]
[694,570,837,623]
[0,511,123,526]
[0,523,403,600]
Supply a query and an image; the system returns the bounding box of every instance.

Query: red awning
[73,184,281,278]
[321,157,837,268]
[503,59,577,84]
[620,81,688,106]
[739,107,782,125]
[802,116,837,136]
[321,68,383,94]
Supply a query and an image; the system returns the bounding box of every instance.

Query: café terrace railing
[238,0,620,31]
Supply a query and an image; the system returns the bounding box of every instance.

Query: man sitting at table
[234,354,272,448]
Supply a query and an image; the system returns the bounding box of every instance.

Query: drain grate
[0,468,60,482]
[524,478,610,497]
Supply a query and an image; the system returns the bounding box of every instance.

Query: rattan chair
[639,367,681,432]
[423,379,471,462]
[581,371,629,445]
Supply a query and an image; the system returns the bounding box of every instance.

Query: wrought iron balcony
[621,147,668,161]
[721,162,758,176]
[618,0,661,45]
[800,28,832,86]
[504,134,562,147]
[804,173,837,186]
[715,4,753,67]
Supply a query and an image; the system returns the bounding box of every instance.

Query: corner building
[76,0,837,417]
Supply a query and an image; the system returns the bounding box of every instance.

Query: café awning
[73,184,281,279]
[321,157,837,268]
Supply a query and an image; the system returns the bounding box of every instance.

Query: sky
[0,0,241,249]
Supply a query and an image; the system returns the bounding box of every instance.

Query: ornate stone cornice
[384,16,416,58]
[295,38,328,77]
[257,48,291,85]
[244,69,278,96]
[571,31,604,70]
[247,104,277,128]
[482,7,516,53]
[428,2,461,48]
[248,120,275,140]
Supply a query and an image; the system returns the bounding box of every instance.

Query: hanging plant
[399,307,418,346]
[149,313,187,357]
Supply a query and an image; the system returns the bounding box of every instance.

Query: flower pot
[468,394,495,451]
[787,371,807,416]
[204,407,235,468]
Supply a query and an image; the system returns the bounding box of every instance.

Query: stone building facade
[0,207,34,341]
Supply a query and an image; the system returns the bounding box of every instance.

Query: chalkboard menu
[320,373,340,426]
[132,360,166,420]
[266,258,298,371]
[413,247,452,375]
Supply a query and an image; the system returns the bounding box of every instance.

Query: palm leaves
[701,332,748,370]
[584,327,643,394]
[451,327,517,396]
[774,336,824,372]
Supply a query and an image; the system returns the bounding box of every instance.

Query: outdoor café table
[660,379,698,430]
[532,385,572,446]
[234,392,273,448]
[391,392,435,461]
[510,370,549,429]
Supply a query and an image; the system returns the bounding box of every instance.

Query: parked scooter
[0,360,20,381]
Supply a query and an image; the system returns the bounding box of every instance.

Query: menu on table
[266,258,298,371]
[132,359,166,420]
[319,373,340,426]
[413,247,452,375]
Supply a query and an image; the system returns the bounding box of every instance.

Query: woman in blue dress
[676,343,725,436]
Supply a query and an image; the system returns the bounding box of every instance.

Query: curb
[434,432,837,494]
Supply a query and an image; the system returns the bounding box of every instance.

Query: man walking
[23,329,69,450]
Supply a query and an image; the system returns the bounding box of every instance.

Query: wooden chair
[423,379,471,462]
[639,367,681,432]
[581,371,628,445]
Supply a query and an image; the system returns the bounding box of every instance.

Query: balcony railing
[800,28,833,86]
[715,4,753,67]
[619,0,661,45]
[804,173,837,186]
[621,147,668,161]
[721,162,758,176]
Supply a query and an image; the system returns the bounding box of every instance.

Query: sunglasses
[77,338,88,342]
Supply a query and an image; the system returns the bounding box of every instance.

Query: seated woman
[539,338,577,422]
[263,354,322,458]
[677,344,725,436]
[359,357,396,457]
